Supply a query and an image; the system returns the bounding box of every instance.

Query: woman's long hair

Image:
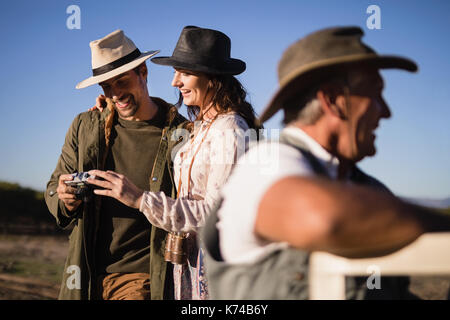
[176,74,262,132]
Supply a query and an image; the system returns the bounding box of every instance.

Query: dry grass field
[0,234,67,299]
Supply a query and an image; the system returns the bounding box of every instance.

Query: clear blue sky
[0,0,449,199]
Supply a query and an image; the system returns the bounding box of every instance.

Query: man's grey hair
[283,69,368,126]
[290,92,323,126]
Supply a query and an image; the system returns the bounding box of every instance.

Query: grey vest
[201,132,413,300]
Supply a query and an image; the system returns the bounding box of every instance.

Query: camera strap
[176,114,219,199]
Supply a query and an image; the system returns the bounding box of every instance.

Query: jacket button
[152,177,158,182]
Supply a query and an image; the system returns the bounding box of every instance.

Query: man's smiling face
[99,64,148,120]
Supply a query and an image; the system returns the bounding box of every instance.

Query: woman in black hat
[89,26,259,300]
[152,25,258,129]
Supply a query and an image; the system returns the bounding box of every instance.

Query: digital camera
[65,172,96,201]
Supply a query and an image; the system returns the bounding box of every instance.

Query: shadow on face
[340,68,391,161]
[98,64,149,119]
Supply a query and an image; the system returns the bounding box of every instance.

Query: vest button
[152,177,158,182]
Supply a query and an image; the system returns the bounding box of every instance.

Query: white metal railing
[309,232,450,299]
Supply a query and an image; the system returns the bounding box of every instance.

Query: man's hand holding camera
[57,173,82,212]
[87,170,144,209]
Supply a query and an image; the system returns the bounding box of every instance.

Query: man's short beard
[115,99,139,118]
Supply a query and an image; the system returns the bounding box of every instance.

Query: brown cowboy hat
[259,26,418,123]
[76,30,159,89]
[151,26,246,75]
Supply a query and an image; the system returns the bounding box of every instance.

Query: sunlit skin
[98,64,158,121]
[56,173,82,212]
[299,68,391,177]
[336,71,390,161]
[171,68,217,119]
[254,68,446,259]
[58,64,159,212]
[88,68,220,207]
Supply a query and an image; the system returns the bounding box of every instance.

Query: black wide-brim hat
[259,26,418,123]
[151,26,246,75]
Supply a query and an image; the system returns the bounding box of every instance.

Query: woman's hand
[88,94,107,112]
[87,170,144,209]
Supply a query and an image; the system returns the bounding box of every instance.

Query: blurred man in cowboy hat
[202,26,450,299]
[45,30,186,300]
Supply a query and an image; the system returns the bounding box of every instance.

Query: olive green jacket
[45,98,187,300]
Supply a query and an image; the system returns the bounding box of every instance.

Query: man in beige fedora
[45,30,186,300]
[202,26,450,299]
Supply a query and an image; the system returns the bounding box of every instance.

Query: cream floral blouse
[140,111,251,300]
[139,112,250,232]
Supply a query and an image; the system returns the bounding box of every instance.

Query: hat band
[92,48,141,76]
[172,50,228,69]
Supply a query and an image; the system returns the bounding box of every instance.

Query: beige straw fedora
[76,29,159,89]
[259,26,418,123]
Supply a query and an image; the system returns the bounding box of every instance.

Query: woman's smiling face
[171,68,211,109]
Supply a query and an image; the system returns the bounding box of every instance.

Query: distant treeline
[0,181,68,235]
[0,180,448,234]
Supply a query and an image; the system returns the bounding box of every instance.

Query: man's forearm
[322,183,450,257]
[318,186,423,258]
[256,176,449,258]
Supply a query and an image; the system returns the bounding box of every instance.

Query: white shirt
[217,126,340,264]
[139,112,249,232]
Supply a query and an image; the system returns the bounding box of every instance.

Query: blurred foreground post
[309,232,450,299]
